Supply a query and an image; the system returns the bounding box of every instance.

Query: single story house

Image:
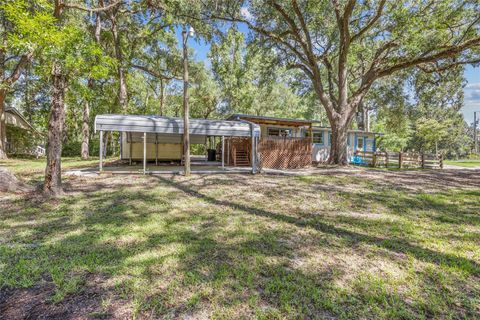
[228,114,379,167]
[4,106,44,156]
[94,113,379,172]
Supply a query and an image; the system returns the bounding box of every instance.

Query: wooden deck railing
[354,151,443,169]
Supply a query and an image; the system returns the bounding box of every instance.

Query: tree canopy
[0,0,478,193]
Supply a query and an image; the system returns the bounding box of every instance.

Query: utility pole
[182,26,194,176]
[475,111,479,153]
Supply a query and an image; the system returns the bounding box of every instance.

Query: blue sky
[184,32,479,125]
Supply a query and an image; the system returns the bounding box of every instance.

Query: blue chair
[351,155,363,165]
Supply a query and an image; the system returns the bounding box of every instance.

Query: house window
[268,127,292,138]
[357,137,364,150]
[306,131,323,144]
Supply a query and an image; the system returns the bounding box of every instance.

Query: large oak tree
[205,0,480,164]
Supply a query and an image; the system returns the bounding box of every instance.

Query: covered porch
[94,115,261,174]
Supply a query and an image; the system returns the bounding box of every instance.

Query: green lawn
[1,159,479,319]
[444,159,480,168]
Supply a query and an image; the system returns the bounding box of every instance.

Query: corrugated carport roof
[95,114,260,137]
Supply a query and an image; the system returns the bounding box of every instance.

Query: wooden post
[309,124,313,144]
[143,132,147,174]
[385,152,389,168]
[398,152,403,169]
[421,153,425,169]
[372,152,377,168]
[250,124,257,174]
[227,138,230,166]
[99,130,103,172]
[221,136,225,170]
[439,153,444,169]
[251,126,256,174]
[129,132,132,166]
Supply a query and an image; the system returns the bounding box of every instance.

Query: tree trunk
[102,131,108,158]
[0,90,7,159]
[328,119,350,165]
[182,30,191,176]
[81,11,101,160]
[43,63,66,196]
[0,39,6,160]
[81,98,90,159]
[159,79,165,116]
[109,11,127,112]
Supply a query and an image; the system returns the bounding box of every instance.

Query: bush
[62,140,82,157]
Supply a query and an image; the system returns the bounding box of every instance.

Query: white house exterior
[310,128,377,163]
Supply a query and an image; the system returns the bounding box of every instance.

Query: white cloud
[465,83,480,90]
[465,82,480,101]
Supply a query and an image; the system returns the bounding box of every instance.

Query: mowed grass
[1,159,479,319]
[0,157,106,185]
[444,159,480,168]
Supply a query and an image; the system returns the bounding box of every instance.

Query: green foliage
[209,27,318,119]
[3,0,475,162]
[1,0,56,53]
[368,68,471,157]
[414,118,449,153]
[61,140,82,157]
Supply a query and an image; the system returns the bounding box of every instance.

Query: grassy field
[444,159,480,168]
[1,159,479,319]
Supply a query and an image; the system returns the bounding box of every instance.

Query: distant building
[4,106,44,157]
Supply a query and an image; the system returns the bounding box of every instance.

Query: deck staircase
[233,149,250,166]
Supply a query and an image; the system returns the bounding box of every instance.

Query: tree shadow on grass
[154,176,480,276]
[2,174,479,318]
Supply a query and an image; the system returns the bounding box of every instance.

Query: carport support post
[155,134,158,166]
[129,132,132,166]
[221,136,225,170]
[143,132,147,174]
[227,138,230,165]
[99,130,103,172]
[251,126,257,174]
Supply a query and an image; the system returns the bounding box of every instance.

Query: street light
[182,25,194,176]
[474,111,480,153]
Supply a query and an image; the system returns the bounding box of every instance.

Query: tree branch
[131,64,180,81]
[378,37,480,77]
[61,0,123,13]
[351,0,386,42]
[5,52,33,86]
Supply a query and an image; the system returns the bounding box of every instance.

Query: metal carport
[94,114,261,174]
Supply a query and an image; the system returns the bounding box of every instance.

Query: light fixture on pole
[182,25,194,176]
[474,111,479,154]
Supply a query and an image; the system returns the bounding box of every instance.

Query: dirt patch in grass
[0,274,132,320]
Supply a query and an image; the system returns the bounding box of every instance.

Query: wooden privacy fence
[258,137,312,169]
[355,151,444,169]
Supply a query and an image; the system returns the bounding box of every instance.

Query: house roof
[227,114,320,127]
[5,106,40,134]
[228,114,381,135]
[95,114,261,137]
